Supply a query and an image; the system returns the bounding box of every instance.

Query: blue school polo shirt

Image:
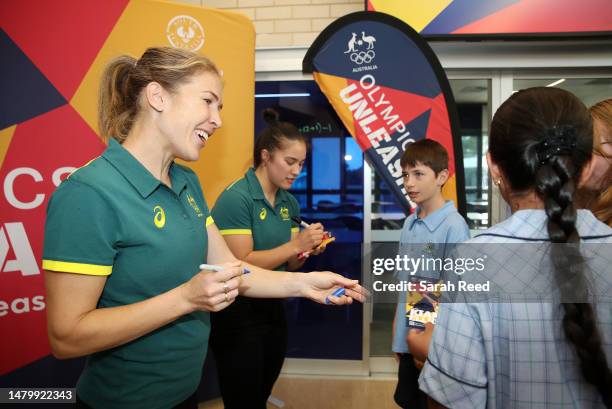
[392,200,470,353]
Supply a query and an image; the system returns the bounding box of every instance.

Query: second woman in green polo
[210,109,327,409]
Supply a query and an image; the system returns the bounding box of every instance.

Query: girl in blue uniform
[410,87,612,408]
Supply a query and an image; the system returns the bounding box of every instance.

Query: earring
[495,179,502,186]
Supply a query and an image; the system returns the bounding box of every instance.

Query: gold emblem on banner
[166,15,205,51]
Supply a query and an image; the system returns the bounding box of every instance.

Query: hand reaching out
[299,271,370,305]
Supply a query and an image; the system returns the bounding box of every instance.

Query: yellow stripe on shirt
[219,229,252,236]
[42,259,112,276]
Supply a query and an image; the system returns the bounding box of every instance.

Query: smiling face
[402,162,447,207]
[262,138,307,190]
[588,117,612,189]
[156,71,223,161]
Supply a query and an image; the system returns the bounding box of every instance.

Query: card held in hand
[405,277,441,330]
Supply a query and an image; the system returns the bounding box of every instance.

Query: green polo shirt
[212,167,300,266]
[42,139,214,409]
[209,168,299,332]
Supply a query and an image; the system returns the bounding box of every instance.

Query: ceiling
[449,78,612,107]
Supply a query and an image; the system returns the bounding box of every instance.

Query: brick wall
[176,0,364,47]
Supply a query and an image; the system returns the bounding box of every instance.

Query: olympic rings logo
[349,50,375,65]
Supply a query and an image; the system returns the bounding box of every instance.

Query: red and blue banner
[304,11,465,215]
[367,0,612,38]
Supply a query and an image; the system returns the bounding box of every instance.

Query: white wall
[175,0,363,47]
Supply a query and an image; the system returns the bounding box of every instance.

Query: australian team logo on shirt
[259,208,267,220]
[280,207,290,221]
[186,193,204,218]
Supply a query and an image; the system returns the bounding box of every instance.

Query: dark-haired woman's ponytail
[262,108,280,125]
[534,126,612,408]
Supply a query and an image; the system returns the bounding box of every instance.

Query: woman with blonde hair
[578,98,612,225]
[42,47,366,409]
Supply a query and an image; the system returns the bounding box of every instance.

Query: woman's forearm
[237,264,303,298]
[46,274,193,359]
[287,255,306,271]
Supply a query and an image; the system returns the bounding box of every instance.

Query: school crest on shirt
[280,207,290,221]
[186,193,203,218]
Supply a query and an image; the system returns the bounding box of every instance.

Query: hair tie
[262,108,280,126]
[536,125,577,165]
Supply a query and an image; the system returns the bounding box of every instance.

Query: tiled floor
[200,304,400,409]
[199,376,401,409]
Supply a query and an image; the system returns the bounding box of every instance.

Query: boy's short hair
[400,139,449,175]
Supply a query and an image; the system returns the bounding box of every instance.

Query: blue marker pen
[332,287,346,297]
[199,263,251,274]
[325,287,346,304]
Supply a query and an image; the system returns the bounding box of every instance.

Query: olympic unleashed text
[340,74,415,196]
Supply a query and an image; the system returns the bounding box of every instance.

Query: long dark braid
[537,153,612,407]
[491,87,611,407]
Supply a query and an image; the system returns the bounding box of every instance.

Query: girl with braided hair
[412,87,612,409]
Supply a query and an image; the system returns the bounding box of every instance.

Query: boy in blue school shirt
[391,139,470,409]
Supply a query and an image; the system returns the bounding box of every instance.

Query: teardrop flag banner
[304,11,466,216]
